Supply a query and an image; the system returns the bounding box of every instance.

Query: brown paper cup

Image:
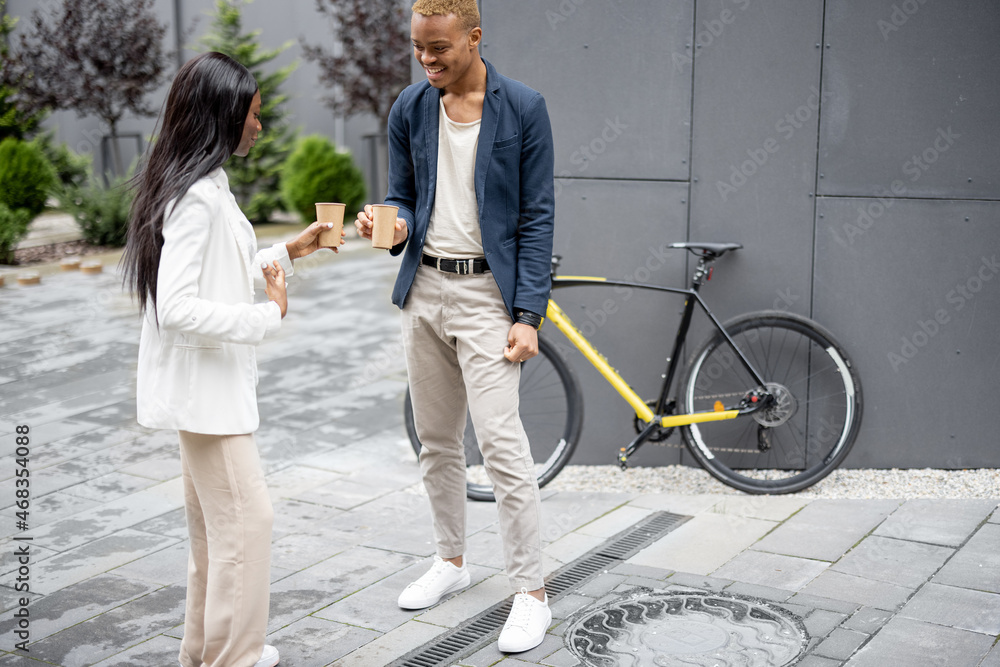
[371,204,399,249]
[316,203,346,247]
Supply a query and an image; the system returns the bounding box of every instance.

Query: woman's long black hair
[121,52,258,317]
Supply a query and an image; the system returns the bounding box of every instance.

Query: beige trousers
[402,264,544,591]
[177,431,273,667]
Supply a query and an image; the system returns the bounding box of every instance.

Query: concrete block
[752,499,900,561]
[627,493,723,516]
[264,616,381,667]
[90,634,181,666]
[627,512,776,575]
[329,620,445,667]
[315,558,497,633]
[933,523,1000,593]
[417,573,513,627]
[61,471,159,503]
[841,607,892,634]
[21,584,186,667]
[845,617,993,667]
[544,531,607,566]
[714,549,828,591]
[800,571,912,611]
[724,581,796,604]
[27,478,184,552]
[0,573,157,643]
[709,495,809,522]
[814,627,867,660]
[803,609,848,639]
[574,505,654,539]
[900,582,1000,635]
[109,540,188,586]
[831,535,953,588]
[874,499,997,547]
[22,529,179,595]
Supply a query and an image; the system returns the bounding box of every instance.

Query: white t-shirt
[423,97,483,258]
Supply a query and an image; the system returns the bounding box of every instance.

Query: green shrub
[0,202,32,265]
[0,137,56,217]
[280,135,365,223]
[35,134,91,189]
[62,171,133,247]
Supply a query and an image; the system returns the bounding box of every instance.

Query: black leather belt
[422,254,490,274]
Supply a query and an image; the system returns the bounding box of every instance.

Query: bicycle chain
[650,440,763,454]
[645,391,763,454]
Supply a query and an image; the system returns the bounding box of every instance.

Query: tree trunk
[108,119,124,179]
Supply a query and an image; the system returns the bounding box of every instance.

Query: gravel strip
[545,465,1000,499]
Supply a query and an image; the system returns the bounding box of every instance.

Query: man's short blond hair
[411,0,481,32]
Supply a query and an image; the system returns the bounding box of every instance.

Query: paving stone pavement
[0,237,997,666]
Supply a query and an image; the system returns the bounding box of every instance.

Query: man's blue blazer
[386,58,555,320]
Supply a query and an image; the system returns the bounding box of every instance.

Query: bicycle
[404,242,863,498]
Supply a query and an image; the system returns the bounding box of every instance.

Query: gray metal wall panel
[814,197,1000,468]
[819,0,1000,199]
[481,0,692,181]
[687,0,825,329]
[551,179,690,465]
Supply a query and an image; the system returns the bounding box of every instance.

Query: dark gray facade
[483,0,1000,468]
[8,0,998,468]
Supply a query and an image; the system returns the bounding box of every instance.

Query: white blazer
[136,168,293,435]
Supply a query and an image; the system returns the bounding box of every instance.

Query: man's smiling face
[410,12,481,90]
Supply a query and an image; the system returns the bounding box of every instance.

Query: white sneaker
[397,556,471,609]
[497,588,551,653]
[254,644,279,667]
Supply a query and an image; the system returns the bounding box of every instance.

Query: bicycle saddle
[669,242,743,258]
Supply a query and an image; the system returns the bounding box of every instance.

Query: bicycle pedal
[618,447,629,470]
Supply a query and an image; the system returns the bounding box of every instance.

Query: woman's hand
[285,221,345,260]
[262,260,287,318]
[355,205,408,246]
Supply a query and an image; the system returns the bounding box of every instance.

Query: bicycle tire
[404,333,583,501]
[679,311,863,494]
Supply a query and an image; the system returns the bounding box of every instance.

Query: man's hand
[355,204,408,246]
[262,260,287,318]
[504,323,539,363]
[286,221,345,260]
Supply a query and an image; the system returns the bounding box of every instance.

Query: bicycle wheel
[679,311,862,494]
[404,333,583,501]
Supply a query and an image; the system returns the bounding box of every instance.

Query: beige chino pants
[177,431,273,667]
[402,264,544,591]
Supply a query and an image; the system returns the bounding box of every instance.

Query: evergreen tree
[0,0,46,142]
[200,0,297,223]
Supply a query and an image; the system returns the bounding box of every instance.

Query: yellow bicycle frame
[544,283,740,428]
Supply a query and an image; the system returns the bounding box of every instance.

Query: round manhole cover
[566,591,807,666]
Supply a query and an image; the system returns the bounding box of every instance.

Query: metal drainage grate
[566,590,809,667]
[390,511,690,667]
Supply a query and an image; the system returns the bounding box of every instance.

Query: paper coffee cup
[371,204,398,249]
[60,257,82,271]
[316,203,346,247]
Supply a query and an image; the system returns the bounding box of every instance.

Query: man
[355,0,554,653]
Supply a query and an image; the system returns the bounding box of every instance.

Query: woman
[122,52,341,667]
